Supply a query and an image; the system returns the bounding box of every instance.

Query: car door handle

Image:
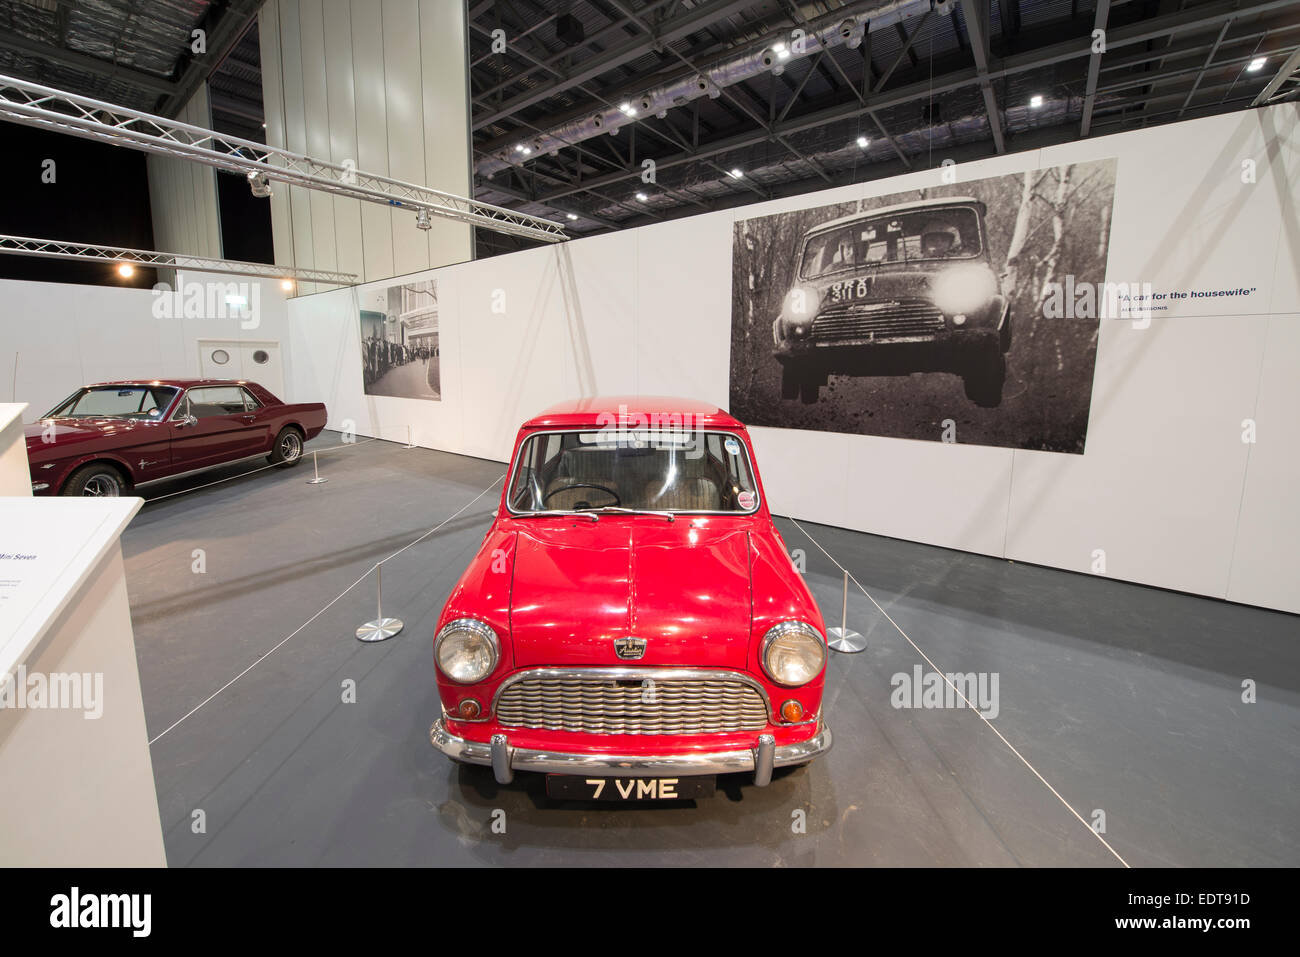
[242,414,255,423]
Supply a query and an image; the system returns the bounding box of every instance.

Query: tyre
[963,348,1006,408]
[62,462,128,497]
[268,426,305,467]
[780,363,801,400]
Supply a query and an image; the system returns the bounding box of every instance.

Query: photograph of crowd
[358,278,440,401]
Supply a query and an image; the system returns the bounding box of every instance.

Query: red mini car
[25,379,328,496]
[429,397,832,799]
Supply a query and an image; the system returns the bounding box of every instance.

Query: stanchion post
[356,562,403,642]
[827,569,866,653]
[306,449,327,484]
[403,424,416,450]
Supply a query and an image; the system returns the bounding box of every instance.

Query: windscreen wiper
[589,506,676,522]
[516,509,600,522]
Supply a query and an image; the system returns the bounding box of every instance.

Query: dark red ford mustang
[25,379,327,496]
[429,397,833,800]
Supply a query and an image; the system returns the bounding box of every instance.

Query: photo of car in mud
[731,159,1118,454]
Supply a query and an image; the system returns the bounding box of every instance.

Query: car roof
[87,378,253,389]
[522,396,745,430]
[804,196,984,237]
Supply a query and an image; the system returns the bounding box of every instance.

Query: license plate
[827,278,875,303]
[545,775,715,801]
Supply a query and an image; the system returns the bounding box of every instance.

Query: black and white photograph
[730,159,1118,453]
[358,278,441,401]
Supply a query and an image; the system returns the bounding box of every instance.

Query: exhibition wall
[259,0,475,294]
[146,86,223,263]
[0,271,292,420]
[284,104,1299,615]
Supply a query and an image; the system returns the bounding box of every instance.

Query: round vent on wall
[211,349,230,364]
[253,350,269,364]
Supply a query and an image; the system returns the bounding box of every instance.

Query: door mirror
[177,414,198,428]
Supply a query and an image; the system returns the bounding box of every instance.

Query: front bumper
[430,717,832,787]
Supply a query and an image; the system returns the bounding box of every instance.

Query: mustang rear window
[508,430,759,514]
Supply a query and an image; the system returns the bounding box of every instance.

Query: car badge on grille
[613,637,647,660]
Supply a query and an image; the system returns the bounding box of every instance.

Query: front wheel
[962,347,1006,408]
[62,462,128,497]
[268,426,305,467]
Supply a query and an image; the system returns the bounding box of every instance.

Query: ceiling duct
[478,0,935,178]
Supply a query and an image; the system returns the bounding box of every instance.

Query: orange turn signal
[458,698,481,719]
[780,699,805,723]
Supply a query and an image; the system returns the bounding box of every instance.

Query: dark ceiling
[0,0,1295,260]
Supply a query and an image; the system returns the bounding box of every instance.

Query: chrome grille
[495,671,770,735]
[812,299,944,341]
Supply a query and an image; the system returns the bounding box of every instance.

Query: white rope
[147,472,505,746]
[144,437,379,504]
[783,515,1131,869]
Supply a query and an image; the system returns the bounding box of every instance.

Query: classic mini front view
[429,397,832,799]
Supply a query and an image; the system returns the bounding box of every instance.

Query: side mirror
[177,414,198,428]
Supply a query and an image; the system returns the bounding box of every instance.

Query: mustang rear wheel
[268,426,305,467]
[63,462,127,497]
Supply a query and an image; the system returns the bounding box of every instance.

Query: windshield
[44,385,179,420]
[507,429,760,514]
[800,206,983,279]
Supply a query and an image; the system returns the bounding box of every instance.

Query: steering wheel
[543,482,620,508]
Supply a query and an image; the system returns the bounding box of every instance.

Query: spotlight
[515,143,526,152]
[566,212,578,221]
[856,135,870,148]
[774,42,790,61]
[1247,57,1267,72]
[116,262,134,278]
[247,171,272,197]
[281,279,294,291]
[729,168,743,178]
[1029,94,1044,108]
[619,101,638,116]
[636,192,648,202]
[415,209,432,230]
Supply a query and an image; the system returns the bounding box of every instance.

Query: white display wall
[0,270,292,421]
[285,104,1299,615]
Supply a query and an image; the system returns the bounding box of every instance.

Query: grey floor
[121,432,1300,866]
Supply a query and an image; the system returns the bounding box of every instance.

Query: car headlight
[778,283,821,336]
[930,264,998,316]
[434,618,500,684]
[761,620,826,687]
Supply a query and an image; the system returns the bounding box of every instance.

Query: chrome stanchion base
[827,626,866,653]
[307,476,328,485]
[356,617,404,642]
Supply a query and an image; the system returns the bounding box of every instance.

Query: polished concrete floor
[121,432,1300,866]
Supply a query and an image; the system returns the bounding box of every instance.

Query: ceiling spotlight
[619,101,638,116]
[247,171,272,197]
[281,279,294,291]
[856,135,870,148]
[729,168,743,178]
[116,262,134,278]
[415,209,432,230]
[1247,57,1267,72]
[1029,94,1044,108]
[566,212,578,221]
[774,42,790,61]
[636,192,648,202]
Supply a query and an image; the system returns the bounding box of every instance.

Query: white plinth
[0,497,166,866]
[0,403,30,496]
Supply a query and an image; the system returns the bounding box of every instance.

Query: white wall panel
[259,0,470,289]
[1004,316,1267,599]
[283,103,1300,613]
[1227,314,1300,613]
[147,87,221,262]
